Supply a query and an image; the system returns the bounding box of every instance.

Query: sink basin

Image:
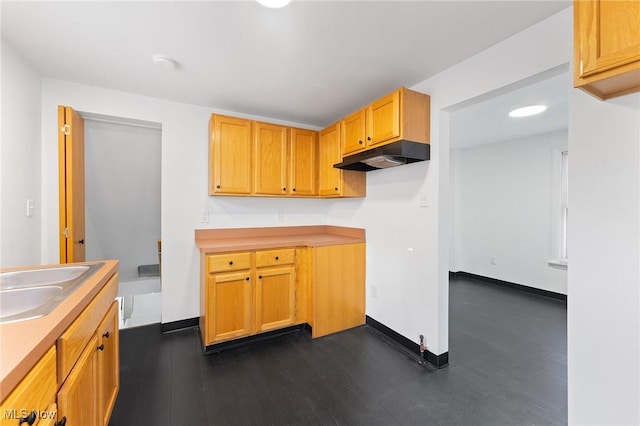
[0,263,103,324]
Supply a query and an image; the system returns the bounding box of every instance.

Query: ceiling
[450,70,569,150]
[2,1,570,128]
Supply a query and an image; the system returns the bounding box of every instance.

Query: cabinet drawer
[57,273,118,384]
[207,252,251,273]
[255,248,295,268]
[0,346,56,426]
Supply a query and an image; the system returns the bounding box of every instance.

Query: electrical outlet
[26,199,34,217]
[276,209,285,222]
[419,193,429,207]
[489,256,496,265]
[201,210,209,223]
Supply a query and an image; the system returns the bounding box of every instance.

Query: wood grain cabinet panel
[319,123,366,198]
[367,90,400,146]
[341,109,367,155]
[206,270,253,344]
[254,122,288,195]
[209,115,253,195]
[289,128,317,196]
[207,252,252,273]
[96,302,119,426]
[574,0,640,99]
[255,265,296,333]
[0,347,56,426]
[255,248,295,268]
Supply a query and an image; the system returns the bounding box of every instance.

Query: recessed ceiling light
[152,55,178,71]
[508,105,547,118]
[256,0,292,8]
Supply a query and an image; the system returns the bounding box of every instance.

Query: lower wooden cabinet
[200,243,366,349]
[97,302,119,426]
[0,346,57,426]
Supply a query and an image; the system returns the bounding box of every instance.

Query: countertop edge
[0,259,119,401]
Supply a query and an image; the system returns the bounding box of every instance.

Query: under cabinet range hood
[333,141,430,171]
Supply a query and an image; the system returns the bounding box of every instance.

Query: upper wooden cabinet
[254,122,288,195]
[341,87,429,156]
[574,0,640,99]
[289,128,317,196]
[209,115,253,195]
[319,122,366,198]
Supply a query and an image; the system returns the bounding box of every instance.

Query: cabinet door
[57,334,99,426]
[341,109,366,155]
[318,123,342,197]
[210,115,253,194]
[255,266,296,333]
[207,271,253,344]
[290,128,317,196]
[39,404,59,426]
[313,243,365,338]
[97,302,119,426]
[254,122,288,195]
[367,90,400,146]
[576,0,640,79]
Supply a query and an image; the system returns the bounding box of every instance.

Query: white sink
[0,263,102,324]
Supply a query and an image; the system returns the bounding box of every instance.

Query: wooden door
[576,0,640,79]
[210,114,253,194]
[289,128,317,196]
[97,302,119,426]
[367,90,400,146]
[57,334,99,426]
[254,122,288,195]
[206,271,253,344]
[58,105,86,263]
[39,403,59,426]
[318,123,342,197]
[255,266,295,333]
[341,109,366,155]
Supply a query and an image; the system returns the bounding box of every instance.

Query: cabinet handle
[19,410,37,425]
[229,261,233,266]
[56,417,67,426]
[245,277,250,281]
[282,187,286,191]
[216,184,221,189]
[334,187,338,191]
[78,239,85,245]
[367,136,371,141]
[275,256,279,261]
[103,331,110,338]
[359,140,363,145]
[292,188,296,192]
[258,275,263,279]
[97,344,105,351]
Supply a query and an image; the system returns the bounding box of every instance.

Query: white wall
[451,130,568,294]
[39,78,329,323]
[0,41,42,268]
[568,90,640,425]
[84,120,162,279]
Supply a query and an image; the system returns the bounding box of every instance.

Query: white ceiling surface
[450,71,569,150]
[2,1,570,128]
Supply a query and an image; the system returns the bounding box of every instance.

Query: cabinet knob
[56,417,67,426]
[334,187,338,191]
[229,261,233,266]
[292,188,296,192]
[245,277,250,281]
[216,185,221,189]
[282,187,286,191]
[275,256,279,261]
[97,344,105,351]
[258,275,263,279]
[78,239,85,245]
[103,331,110,338]
[367,136,371,141]
[359,140,363,145]
[19,410,37,425]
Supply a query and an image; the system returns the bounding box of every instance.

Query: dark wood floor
[110,276,567,425]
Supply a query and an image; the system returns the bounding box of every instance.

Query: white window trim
[549,147,568,269]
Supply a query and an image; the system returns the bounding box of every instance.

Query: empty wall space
[450,130,568,294]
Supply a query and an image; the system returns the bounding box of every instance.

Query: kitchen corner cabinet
[574,0,640,99]
[342,87,429,156]
[0,346,57,426]
[209,115,253,195]
[318,122,366,198]
[289,128,317,196]
[201,249,297,345]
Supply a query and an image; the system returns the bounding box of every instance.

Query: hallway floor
[110,276,567,425]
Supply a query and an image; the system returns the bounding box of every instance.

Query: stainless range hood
[333,140,430,171]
